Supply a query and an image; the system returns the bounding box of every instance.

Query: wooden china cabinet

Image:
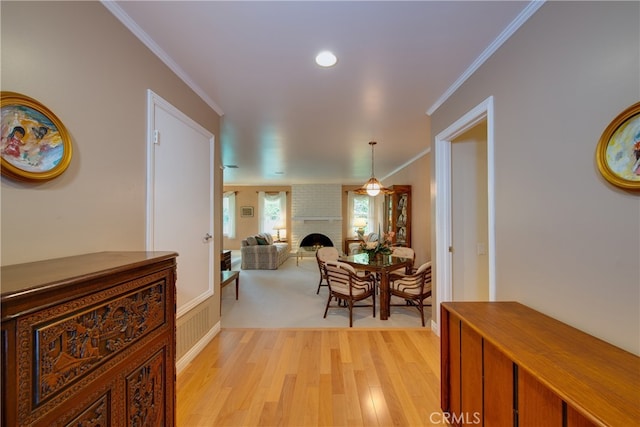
[384,185,411,247]
[1,251,178,426]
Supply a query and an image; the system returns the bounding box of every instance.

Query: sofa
[240,232,289,269]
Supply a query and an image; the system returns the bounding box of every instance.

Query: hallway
[177,328,444,426]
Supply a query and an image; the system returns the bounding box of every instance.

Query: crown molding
[382,146,431,181]
[426,0,546,116]
[101,1,225,116]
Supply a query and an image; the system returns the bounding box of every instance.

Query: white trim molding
[427,1,545,115]
[176,323,220,374]
[433,96,496,334]
[101,0,224,116]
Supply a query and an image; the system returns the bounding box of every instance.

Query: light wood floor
[177,328,446,426]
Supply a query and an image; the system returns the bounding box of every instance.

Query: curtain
[223,191,236,238]
[278,191,287,240]
[368,196,378,234]
[258,191,287,236]
[347,191,356,234]
[372,195,383,236]
[258,191,267,233]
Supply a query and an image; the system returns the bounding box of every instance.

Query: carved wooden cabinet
[1,251,178,426]
[384,185,411,247]
[441,302,640,427]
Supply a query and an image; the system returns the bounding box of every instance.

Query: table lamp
[353,218,367,238]
[273,223,286,242]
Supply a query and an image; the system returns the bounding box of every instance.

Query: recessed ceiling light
[315,50,337,67]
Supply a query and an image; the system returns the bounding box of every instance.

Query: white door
[146,90,215,317]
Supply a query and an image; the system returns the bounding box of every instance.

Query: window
[347,191,377,237]
[223,191,236,238]
[258,191,287,238]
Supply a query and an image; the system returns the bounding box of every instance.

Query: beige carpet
[221,254,431,328]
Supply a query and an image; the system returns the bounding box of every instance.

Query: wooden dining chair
[323,261,376,327]
[315,246,340,294]
[391,246,415,274]
[388,261,432,326]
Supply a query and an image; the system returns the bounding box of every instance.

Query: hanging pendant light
[356,141,393,196]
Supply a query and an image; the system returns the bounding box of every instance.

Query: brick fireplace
[291,184,343,251]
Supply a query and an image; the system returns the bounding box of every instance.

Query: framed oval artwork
[596,101,640,190]
[1,92,72,182]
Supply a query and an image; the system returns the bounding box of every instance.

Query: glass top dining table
[338,253,412,320]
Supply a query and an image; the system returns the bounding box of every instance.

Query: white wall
[431,1,640,354]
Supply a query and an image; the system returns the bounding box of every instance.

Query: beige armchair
[388,262,432,326]
[323,261,376,327]
[391,246,415,274]
[315,246,340,294]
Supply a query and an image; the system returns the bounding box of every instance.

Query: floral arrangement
[360,228,395,258]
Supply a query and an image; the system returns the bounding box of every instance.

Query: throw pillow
[246,236,258,246]
[264,233,274,245]
[257,232,272,245]
[255,236,268,245]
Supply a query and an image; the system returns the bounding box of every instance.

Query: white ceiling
[108,1,538,186]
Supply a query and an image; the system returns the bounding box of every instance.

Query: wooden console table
[1,251,177,426]
[220,270,240,315]
[221,270,239,300]
[221,249,232,271]
[441,301,639,426]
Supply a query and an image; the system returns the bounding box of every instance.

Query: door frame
[434,96,496,332]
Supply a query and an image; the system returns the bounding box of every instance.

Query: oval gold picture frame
[595,101,640,190]
[1,92,72,182]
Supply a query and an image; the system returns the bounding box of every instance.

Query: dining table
[338,252,412,320]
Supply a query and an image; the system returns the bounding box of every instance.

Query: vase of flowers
[360,227,395,261]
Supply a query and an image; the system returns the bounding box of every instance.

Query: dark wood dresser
[1,251,178,426]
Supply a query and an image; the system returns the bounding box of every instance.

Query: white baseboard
[431,319,439,336]
[176,321,221,374]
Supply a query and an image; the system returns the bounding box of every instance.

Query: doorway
[451,122,489,301]
[434,96,496,332]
